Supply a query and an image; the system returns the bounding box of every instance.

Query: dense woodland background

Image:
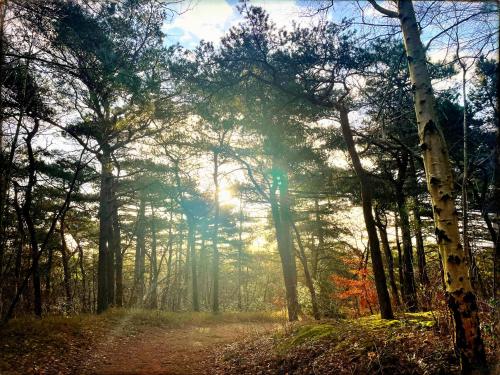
[0,0,498,374]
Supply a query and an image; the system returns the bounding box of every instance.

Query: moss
[275,312,439,355]
[402,311,435,321]
[355,315,401,330]
[400,311,436,328]
[277,324,340,353]
[403,311,434,318]
[418,320,436,328]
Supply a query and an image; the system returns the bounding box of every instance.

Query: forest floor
[79,318,278,374]
[214,311,498,374]
[0,309,283,375]
[0,309,498,375]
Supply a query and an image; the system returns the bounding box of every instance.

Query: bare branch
[367,0,399,18]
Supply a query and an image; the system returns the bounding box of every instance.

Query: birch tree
[367,0,488,371]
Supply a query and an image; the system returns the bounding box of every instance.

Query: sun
[218,187,233,203]
[218,186,242,208]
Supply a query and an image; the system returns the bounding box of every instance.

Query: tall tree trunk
[244,265,250,310]
[22,119,42,317]
[183,219,190,309]
[187,215,199,312]
[60,218,72,307]
[395,154,418,311]
[374,208,401,307]
[212,150,220,313]
[97,148,113,313]
[494,120,500,300]
[149,203,158,309]
[199,232,209,308]
[0,1,7,239]
[0,1,13,272]
[45,246,53,299]
[459,61,484,297]
[291,221,320,320]
[179,220,188,310]
[237,192,244,311]
[162,204,174,309]
[338,105,393,319]
[461,63,473,274]
[361,248,374,315]
[172,221,184,311]
[13,188,24,293]
[395,213,404,290]
[106,196,115,306]
[112,195,123,307]
[312,197,323,279]
[1,57,28,286]
[132,195,146,307]
[396,0,487,370]
[409,157,430,286]
[413,205,430,284]
[77,241,88,312]
[92,257,96,312]
[270,158,300,321]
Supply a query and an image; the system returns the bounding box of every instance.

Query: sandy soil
[79,322,278,375]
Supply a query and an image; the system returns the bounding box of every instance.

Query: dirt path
[79,322,278,375]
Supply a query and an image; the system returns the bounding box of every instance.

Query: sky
[162,0,498,63]
[161,0,498,109]
[162,0,356,48]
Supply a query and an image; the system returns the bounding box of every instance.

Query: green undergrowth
[277,324,340,353]
[356,311,436,330]
[277,311,437,354]
[216,311,461,374]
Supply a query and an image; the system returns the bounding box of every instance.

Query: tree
[337,106,394,319]
[15,0,177,313]
[469,57,499,299]
[367,0,487,371]
[331,255,378,316]
[173,28,307,320]
[374,205,401,307]
[219,7,393,319]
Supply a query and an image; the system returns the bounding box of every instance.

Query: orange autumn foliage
[330,257,378,314]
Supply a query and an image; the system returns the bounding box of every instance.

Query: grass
[0,308,286,357]
[98,308,286,327]
[1,308,285,339]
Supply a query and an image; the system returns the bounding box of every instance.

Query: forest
[0,0,498,374]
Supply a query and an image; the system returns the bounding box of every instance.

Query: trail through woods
[80,321,278,375]
[1,310,497,374]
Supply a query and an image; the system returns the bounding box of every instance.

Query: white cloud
[162,0,238,47]
[252,0,304,28]
[162,0,327,48]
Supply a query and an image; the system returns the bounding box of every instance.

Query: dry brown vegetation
[1,309,497,375]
